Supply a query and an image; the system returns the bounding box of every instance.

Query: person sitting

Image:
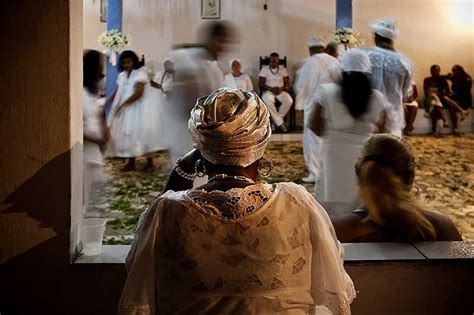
[118,88,356,315]
[308,50,388,217]
[259,52,293,132]
[333,134,462,242]
[446,64,472,110]
[224,59,254,91]
[403,80,419,136]
[423,64,469,135]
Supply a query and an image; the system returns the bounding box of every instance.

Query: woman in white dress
[119,89,355,315]
[106,50,166,171]
[83,50,109,215]
[308,50,388,217]
[224,59,254,91]
[151,58,174,97]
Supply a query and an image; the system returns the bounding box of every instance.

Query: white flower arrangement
[334,28,365,48]
[98,29,131,50]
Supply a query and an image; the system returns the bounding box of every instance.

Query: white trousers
[262,91,293,126]
[303,127,323,179]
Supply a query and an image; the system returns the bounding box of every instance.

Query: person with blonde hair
[333,134,462,242]
[118,88,355,315]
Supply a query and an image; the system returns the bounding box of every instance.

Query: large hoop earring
[194,159,207,177]
[257,157,273,177]
[411,185,420,198]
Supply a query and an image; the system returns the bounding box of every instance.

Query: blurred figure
[361,19,413,136]
[83,50,109,215]
[423,65,468,135]
[294,37,342,183]
[447,64,472,110]
[106,50,166,171]
[325,41,339,59]
[333,134,462,242]
[224,59,254,91]
[151,58,175,97]
[167,21,237,161]
[403,80,418,136]
[308,50,388,217]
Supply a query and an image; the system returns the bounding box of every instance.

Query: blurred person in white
[308,50,388,217]
[151,58,175,97]
[361,18,413,136]
[224,59,254,91]
[83,49,109,216]
[118,88,355,315]
[166,21,237,162]
[294,37,342,183]
[259,52,292,132]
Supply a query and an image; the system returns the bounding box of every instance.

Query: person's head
[339,50,373,118]
[204,20,237,58]
[452,64,467,79]
[371,19,398,48]
[163,58,174,72]
[269,52,280,69]
[325,41,339,58]
[430,64,441,77]
[355,134,436,241]
[188,88,271,177]
[83,49,104,95]
[307,37,326,55]
[119,50,140,72]
[230,59,241,75]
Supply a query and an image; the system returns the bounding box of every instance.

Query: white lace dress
[118,182,355,315]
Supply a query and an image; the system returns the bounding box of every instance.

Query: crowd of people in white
[82,18,468,314]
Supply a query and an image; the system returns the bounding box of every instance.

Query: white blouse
[118,182,355,315]
[224,73,254,91]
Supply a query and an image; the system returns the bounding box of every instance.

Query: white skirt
[107,87,167,158]
[316,131,370,216]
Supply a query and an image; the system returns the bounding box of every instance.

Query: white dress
[224,73,254,91]
[294,53,342,180]
[106,67,166,158]
[361,47,413,136]
[314,84,388,216]
[118,182,355,315]
[83,88,105,213]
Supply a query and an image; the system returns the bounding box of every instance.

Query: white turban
[339,49,372,74]
[229,58,241,69]
[371,18,399,40]
[188,88,271,167]
[308,37,326,48]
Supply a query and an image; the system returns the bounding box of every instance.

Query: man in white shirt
[294,37,342,183]
[361,19,413,136]
[259,52,292,132]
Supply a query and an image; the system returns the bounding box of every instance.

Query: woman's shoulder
[424,210,463,241]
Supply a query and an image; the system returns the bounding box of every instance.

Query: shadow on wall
[0,144,126,315]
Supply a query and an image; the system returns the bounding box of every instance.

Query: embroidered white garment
[361,47,413,136]
[118,182,355,315]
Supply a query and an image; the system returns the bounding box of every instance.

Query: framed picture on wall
[201,0,221,19]
[100,0,107,23]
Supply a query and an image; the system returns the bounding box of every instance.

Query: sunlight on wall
[449,0,474,30]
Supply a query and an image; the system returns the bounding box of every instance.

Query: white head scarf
[308,37,326,48]
[229,58,241,69]
[339,49,372,74]
[189,88,271,167]
[371,18,399,40]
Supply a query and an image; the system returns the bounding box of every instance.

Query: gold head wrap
[188,88,271,167]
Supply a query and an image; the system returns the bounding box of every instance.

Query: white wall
[84,0,474,88]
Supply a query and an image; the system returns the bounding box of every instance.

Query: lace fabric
[187,183,274,220]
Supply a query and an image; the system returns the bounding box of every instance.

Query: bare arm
[308,103,324,136]
[423,78,429,97]
[150,80,162,89]
[283,76,290,90]
[259,76,271,92]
